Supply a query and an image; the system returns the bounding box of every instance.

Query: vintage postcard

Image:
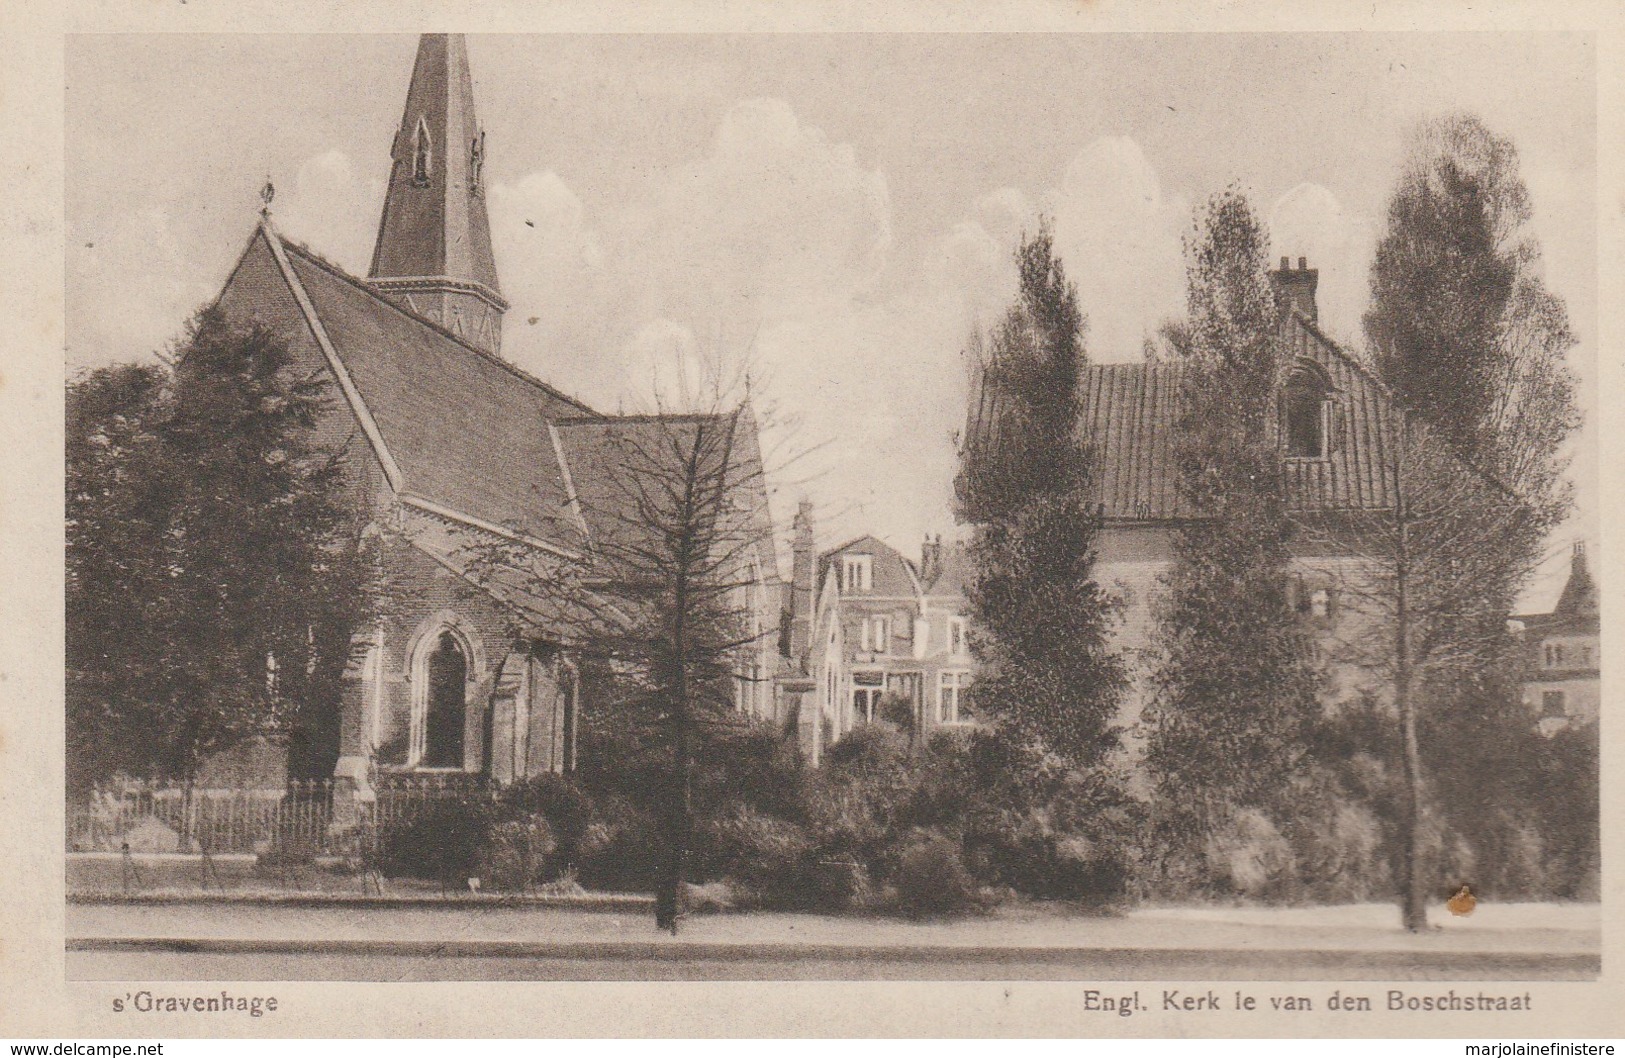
[3,0,1621,1040]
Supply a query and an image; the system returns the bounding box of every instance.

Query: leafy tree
[1143,190,1322,883]
[1302,413,1540,928]
[66,309,376,814]
[1365,112,1579,527]
[1335,112,1583,929]
[955,222,1127,767]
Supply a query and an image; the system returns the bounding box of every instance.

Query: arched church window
[412,118,433,187]
[422,631,467,767]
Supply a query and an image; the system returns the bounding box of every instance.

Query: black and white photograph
[5,8,1618,1040]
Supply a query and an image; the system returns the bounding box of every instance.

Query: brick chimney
[920,534,943,586]
[1271,256,1319,323]
[788,499,816,672]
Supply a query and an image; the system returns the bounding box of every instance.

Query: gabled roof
[217,224,596,552]
[1079,312,1405,521]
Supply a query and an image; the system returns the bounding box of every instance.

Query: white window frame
[852,670,885,724]
[939,671,968,723]
[842,554,872,593]
[871,615,890,655]
[948,616,968,657]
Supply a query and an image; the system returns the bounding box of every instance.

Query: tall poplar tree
[1144,190,1322,881]
[955,223,1125,767]
[1351,112,1583,927]
[1365,112,1579,531]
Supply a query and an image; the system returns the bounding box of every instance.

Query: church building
[207,35,783,813]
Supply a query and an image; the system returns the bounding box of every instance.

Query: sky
[65,33,1598,608]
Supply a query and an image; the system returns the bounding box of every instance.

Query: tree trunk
[656,549,693,935]
[1393,450,1429,933]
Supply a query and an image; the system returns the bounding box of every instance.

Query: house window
[1291,576,1337,625]
[939,672,969,723]
[842,554,872,593]
[948,616,969,657]
[1542,690,1566,719]
[1282,363,1335,459]
[422,631,467,768]
[1545,643,1567,668]
[862,615,891,654]
[852,671,884,724]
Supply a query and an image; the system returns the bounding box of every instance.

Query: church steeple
[369,33,508,356]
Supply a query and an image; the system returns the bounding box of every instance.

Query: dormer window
[1282,361,1339,459]
[842,554,872,593]
[412,117,433,187]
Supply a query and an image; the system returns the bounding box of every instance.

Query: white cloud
[273,150,383,275]
[622,98,892,330]
[1049,137,1188,362]
[1267,182,1376,347]
[622,318,715,412]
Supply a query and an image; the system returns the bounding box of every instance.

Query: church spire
[369,33,508,356]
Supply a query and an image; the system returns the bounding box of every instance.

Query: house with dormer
[777,505,975,762]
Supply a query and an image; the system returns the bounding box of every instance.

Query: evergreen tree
[1144,190,1322,881]
[66,310,376,804]
[955,223,1126,767]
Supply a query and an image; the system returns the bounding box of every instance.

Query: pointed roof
[1554,543,1597,618]
[819,535,920,597]
[369,34,503,305]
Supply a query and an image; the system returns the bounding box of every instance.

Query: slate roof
[273,236,595,549]
[553,412,777,579]
[1078,313,1404,521]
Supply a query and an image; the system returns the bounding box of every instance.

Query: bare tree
[453,379,782,932]
[1299,414,1538,931]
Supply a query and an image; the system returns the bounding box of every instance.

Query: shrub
[499,774,593,871]
[694,802,811,898]
[575,793,665,893]
[793,851,873,912]
[477,817,556,892]
[889,829,982,918]
[1205,808,1296,900]
[377,798,497,883]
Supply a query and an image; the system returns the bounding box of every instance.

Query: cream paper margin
[1,0,1619,1039]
